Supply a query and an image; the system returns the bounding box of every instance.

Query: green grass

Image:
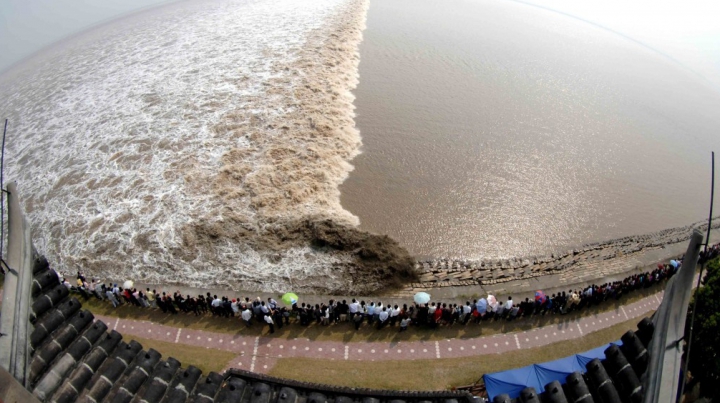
[120,334,236,375]
[78,282,664,343]
[268,315,651,391]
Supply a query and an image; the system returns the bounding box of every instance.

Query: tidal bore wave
[0,0,417,294]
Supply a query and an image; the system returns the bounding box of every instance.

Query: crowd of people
[54,246,719,336]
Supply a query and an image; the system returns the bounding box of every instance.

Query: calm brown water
[341,0,720,259]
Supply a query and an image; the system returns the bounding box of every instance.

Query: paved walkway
[94,290,663,375]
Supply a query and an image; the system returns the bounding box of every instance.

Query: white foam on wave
[0,0,371,292]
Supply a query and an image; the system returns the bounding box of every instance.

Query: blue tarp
[483,340,622,400]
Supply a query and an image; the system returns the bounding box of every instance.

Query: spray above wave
[0,0,416,294]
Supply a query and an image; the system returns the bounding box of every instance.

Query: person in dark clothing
[299,307,310,326]
[206,292,214,312]
[223,298,233,318]
[273,308,284,330]
[186,295,200,316]
[282,307,291,325]
[353,313,363,330]
[156,296,167,313]
[337,300,349,322]
[165,296,178,314]
[417,304,428,326]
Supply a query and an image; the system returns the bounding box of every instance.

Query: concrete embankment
[404,220,720,299]
[123,224,716,305]
[99,220,718,300]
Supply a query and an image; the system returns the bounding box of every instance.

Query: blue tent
[483,340,622,399]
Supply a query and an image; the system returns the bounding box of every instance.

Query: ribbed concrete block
[33,321,108,400]
[138,357,181,403]
[308,392,328,403]
[32,269,60,298]
[564,372,593,403]
[84,341,143,403]
[585,359,621,403]
[29,310,94,384]
[34,354,78,401]
[31,298,81,348]
[635,318,654,348]
[277,386,300,403]
[248,382,272,403]
[31,284,69,323]
[603,345,643,403]
[52,331,122,403]
[111,349,162,403]
[492,394,511,403]
[33,255,50,275]
[215,376,247,403]
[162,365,202,403]
[519,388,540,403]
[193,372,224,403]
[543,381,568,403]
[620,331,648,375]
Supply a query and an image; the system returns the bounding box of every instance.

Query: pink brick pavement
[94,290,663,375]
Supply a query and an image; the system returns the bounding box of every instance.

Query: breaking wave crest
[0,0,417,294]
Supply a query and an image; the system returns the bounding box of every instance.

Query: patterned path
[94,290,663,375]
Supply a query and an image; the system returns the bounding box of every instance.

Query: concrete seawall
[403,219,720,298]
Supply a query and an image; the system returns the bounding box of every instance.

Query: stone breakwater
[405,219,720,292]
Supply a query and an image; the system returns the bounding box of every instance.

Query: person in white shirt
[399,317,410,332]
[211,296,221,307]
[267,298,278,310]
[504,296,516,320]
[349,299,359,314]
[366,302,375,324]
[241,308,252,327]
[462,302,472,324]
[389,305,400,326]
[264,314,275,334]
[377,307,389,329]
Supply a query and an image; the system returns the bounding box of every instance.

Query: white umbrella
[414,292,431,304]
[123,280,134,290]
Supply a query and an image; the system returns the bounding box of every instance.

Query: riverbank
[112,221,717,299]
[401,221,720,298]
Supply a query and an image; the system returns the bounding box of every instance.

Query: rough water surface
[0,0,416,294]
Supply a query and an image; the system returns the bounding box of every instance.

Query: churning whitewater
[0,0,416,294]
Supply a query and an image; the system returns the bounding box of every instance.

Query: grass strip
[120,334,236,375]
[268,315,652,391]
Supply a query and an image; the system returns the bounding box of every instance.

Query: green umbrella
[281,292,299,306]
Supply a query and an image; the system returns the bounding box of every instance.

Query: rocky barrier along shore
[406,218,720,292]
